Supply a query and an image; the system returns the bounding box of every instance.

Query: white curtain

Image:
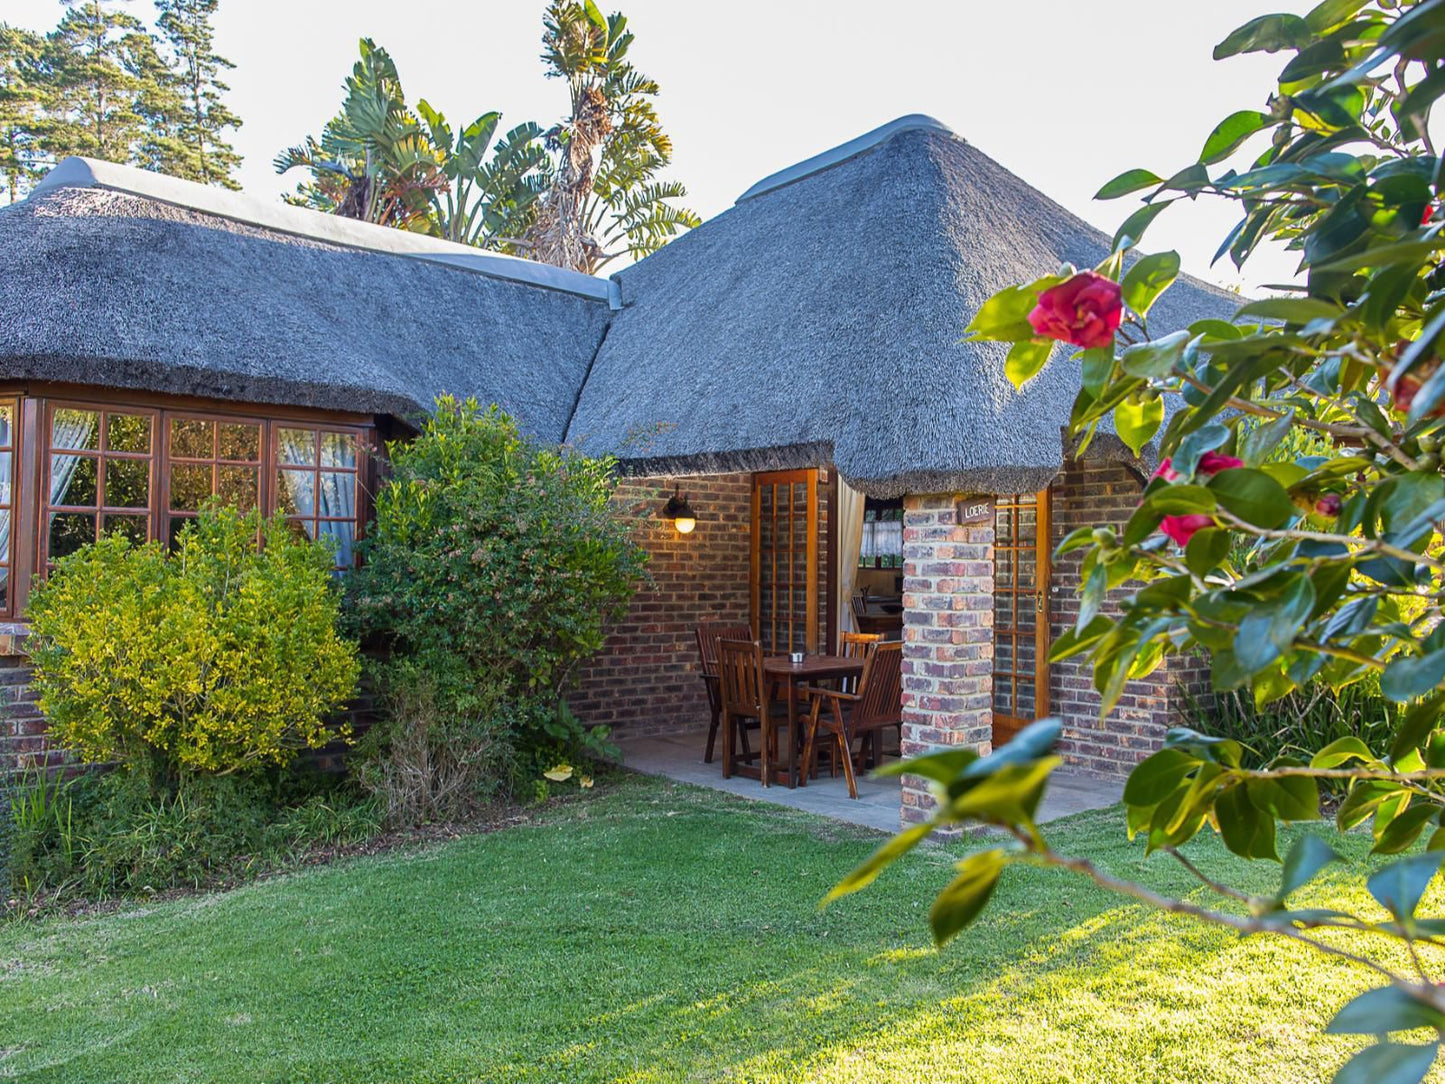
[836,476,866,639]
[278,429,356,567]
[47,409,99,522]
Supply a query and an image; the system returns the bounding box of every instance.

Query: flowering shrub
[346,397,646,815]
[27,505,360,779]
[835,3,1445,1080]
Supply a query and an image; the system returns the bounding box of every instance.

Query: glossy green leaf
[1095,168,1165,200]
[1391,695,1445,763]
[1372,803,1437,855]
[1333,1042,1438,1084]
[1311,735,1377,769]
[1381,649,1445,704]
[1184,527,1232,575]
[1235,297,1346,324]
[1200,110,1272,164]
[824,821,936,904]
[1208,468,1296,529]
[1367,851,1445,921]
[875,746,979,783]
[1247,770,1319,822]
[965,283,1043,342]
[1113,200,1174,252]
[1005,339,1054,388]
[929,849,1007,946]
[1124,747,1201,808]
[1216,784,1279,860]
[1235,575,1316,674]
[1120,251,1181,317]
[1279,835,1340,899]
[1213,13,1308,59]
[1120,331,1190,379]
[1328,986,1445,1036]
[1115,396,1164,456]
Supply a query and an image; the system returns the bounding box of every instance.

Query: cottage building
[0,116,1231,822]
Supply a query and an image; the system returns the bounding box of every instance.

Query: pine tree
[0,24,46,202]
[39,0,151,164]
[155,0,239,187]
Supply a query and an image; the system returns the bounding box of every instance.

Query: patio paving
[618,728,1124,835]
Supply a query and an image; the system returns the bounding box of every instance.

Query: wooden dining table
[762,654,866,788]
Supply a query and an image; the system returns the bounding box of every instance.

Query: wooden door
[751,470,819,654]
[992,488,1051,745]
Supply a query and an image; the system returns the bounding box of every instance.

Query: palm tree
[274,39,441,230]
[524,2,698,274]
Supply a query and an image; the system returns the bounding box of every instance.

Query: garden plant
[346,397,647,821]
[833,2,1445,1081]
[9,504,365,898]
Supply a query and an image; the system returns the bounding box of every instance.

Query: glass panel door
[993,489,1051,745]
[751,470,819,654]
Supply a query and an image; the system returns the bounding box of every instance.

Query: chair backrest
[697,621,753,678]
[854,641,903,731]
[850,591,868,620]
[839,631,883,693]
[717,638,767,720]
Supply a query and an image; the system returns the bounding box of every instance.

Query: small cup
[789,651,805,665]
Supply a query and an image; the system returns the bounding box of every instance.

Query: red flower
[1027,272,1123,350]
[1160,514,1214,546]
[1315,494,1342,517]
[1153,452,1243,482]
[1197,451,1244,475]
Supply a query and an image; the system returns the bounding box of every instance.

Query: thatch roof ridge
[570,121,1238,496]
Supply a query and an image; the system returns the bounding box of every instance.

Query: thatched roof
[0,159,614,441]
[1,122,1239,495]
[565,116,1237,496]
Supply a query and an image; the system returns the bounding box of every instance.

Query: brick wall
[570,470,834,738]
[570,473,754,736]
[1048,458,1198,777]
[898,494,994,827]
[0,648,49,772]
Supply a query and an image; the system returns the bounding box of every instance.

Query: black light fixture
[663,484,697,535]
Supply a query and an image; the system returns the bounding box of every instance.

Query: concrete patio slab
[618,728,1124,835]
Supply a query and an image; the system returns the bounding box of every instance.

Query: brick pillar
[899,494,994,827]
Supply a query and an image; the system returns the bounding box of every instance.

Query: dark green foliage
[1176,680,1398,776]
[346,398,646,819]
[846,4,1445,1078]
[0,0,241,201]
[6,765,381,900]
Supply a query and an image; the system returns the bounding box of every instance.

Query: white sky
[8,0,1315,289]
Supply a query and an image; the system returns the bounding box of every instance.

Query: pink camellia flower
[1315,493,1342,517]
[1153,451,1243,483]
[1197,451,1244,475]
[1027,271,1123,350]
[1161,514,1214,547]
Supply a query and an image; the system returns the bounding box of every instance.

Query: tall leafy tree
[0,24,46,202]
[39,0,156,165]
[525,1,698,273]
[276,39,547,245]
[154,0,240,187]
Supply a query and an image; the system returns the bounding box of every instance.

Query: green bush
[1176,678,1398,777]
[26,505,362,779]
[347,398,646,817]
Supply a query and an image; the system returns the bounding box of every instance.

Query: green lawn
[0,772,1435,1083]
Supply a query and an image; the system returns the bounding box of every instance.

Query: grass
[0,771,1438,1083]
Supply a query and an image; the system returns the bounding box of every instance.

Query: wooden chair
[717,638,789,786]
[801,641,903,798]
[696,621,753,763]
[838,631,885,768]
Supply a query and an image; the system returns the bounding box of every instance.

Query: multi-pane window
[166,415,262,548]
[275,427,362,570]
[858,503,903,569]
[31,401,369,589]
[45,406,156,568]
[0,402,16,610]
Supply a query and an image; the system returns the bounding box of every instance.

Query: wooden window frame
[272,422,369,571]
[8,391,377,619]
[750,469,820,655]
[858,501,904,570]
[161,410,267,549]
[41,401,162,571]
[0,399,20,617]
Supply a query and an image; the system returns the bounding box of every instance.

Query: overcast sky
[9,0,1316,289]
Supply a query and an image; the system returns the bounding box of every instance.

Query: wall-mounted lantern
[663,485,697,535]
